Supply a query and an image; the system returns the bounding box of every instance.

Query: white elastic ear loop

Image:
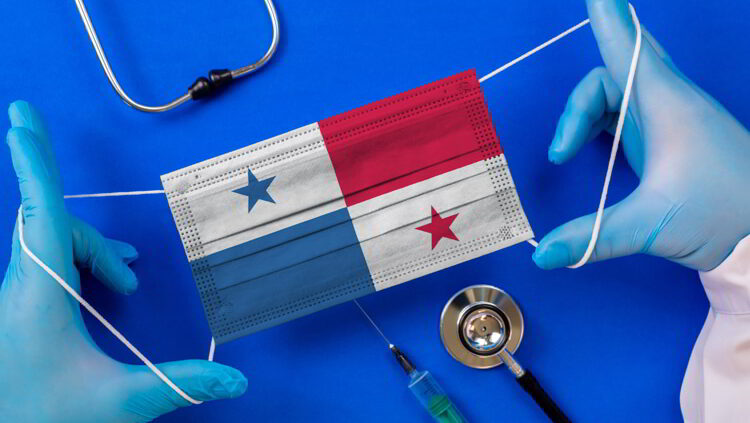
[16,205,212,405]
[568,4,642,269]
[478,4,643,269]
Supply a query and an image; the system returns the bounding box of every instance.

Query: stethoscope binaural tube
[72,0,280,113]
[440,285,572,423]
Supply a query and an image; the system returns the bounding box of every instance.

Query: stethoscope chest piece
[440,285,524,369]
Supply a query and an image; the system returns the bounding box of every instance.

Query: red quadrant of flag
[319,70,503,207]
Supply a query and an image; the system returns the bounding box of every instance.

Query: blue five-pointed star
[233,169,275,212]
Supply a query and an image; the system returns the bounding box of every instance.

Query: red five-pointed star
[416,207,459,249]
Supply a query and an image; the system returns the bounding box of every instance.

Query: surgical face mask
[162,69,533,344]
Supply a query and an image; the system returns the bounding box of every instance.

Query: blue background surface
[1,1,748,422]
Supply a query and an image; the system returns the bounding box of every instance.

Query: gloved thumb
[123,360,247,421]
[532,190,655,269]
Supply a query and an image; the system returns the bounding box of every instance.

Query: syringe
[389,345,468,423]
[352,300,467,423]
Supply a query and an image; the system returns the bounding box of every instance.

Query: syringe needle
[353,300,468,422]
[353,299,392,347]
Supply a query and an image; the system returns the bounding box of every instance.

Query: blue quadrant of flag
[201,208,374,338]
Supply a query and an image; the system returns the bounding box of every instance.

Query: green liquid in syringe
[391,345,468,423]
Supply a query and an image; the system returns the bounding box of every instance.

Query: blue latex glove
[533,0,750,271]
[0,101,247,422]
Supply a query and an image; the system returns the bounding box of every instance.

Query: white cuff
[700,236,750,315]
[681,235,750,422]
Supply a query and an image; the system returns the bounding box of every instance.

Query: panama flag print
[162,70,534,343]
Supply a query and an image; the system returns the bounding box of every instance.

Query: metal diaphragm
[440,285,524,369]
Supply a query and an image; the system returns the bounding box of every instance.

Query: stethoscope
[440,285,572,423]
[73,0,280,113]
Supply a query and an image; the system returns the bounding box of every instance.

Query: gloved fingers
[532,190,655,269]
[642,27,726,116]
[603,110,644,178]
[549,67,623,164]
[584,0,640,88]
[6,125,75,285]
[642,28,672,65]
[1,222,22,294]
[106,238,139,265]
[10,221,20,267]
[5,103,82,312]
[585,0,675,98]
[123,360,247,417]
[6,127,65,220]
[8,101,59,179]
[70,215,139,295]
[6,101,66,226]
[641,27,697,89]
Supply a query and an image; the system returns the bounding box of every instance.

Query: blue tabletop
[2,1,749,422]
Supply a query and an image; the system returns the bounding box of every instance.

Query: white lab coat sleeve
[681,236,750,423]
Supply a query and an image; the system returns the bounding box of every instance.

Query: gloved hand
[533,0,750,271]
[0,101,247,423]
